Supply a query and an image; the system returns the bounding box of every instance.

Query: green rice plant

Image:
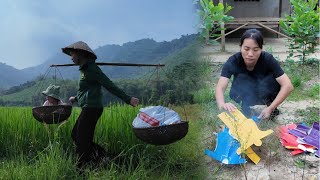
[0,143,78,180]
[0,107,51,158]
[193,87,215,104]
[0,104,206,178]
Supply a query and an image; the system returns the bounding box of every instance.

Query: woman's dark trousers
[229,74,280,117]
[71,107,106,167]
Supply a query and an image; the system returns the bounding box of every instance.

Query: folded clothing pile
[279,122,319,157]
[132,106,181,128]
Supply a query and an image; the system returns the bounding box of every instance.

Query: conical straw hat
[62,41,97,60]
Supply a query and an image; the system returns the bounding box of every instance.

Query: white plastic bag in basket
[132,106,181,128]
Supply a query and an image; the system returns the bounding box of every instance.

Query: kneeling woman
[215,29,294,119]
[62,41,139,167]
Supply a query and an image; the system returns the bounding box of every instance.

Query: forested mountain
[0,63,30,89]
[0,40,208,107]
[21,34,198,80]
[0,34,197,89]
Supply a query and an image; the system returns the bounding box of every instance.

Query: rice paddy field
[0,104,207,179]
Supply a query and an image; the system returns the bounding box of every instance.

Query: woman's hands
[257,73,293,120]
[258,106,274,120]
[219,102,237,112]
[216,77,236,112]
[130,97,139,107]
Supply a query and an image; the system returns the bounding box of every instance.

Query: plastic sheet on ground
[218,109,273,154]
[205,127,246,165]
[206,110,273,165]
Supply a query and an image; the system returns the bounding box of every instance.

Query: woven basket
[133,121,189,145]
[32,105,72,124]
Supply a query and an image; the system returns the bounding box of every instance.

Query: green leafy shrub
[197,0,234,45]
[280,0,320,63]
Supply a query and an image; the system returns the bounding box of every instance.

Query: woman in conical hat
[62,41,139,168]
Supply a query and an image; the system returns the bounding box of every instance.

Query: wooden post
[221,22,225,52]
[278,0,283,38]
[219,0,225,52]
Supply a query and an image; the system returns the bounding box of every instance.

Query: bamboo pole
[50,62,165,67]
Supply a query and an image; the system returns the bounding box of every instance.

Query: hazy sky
[0,0,198,69]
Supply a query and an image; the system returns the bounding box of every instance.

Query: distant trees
[0,39,208,107]
[0,81,36,95]
[1,63,208,106]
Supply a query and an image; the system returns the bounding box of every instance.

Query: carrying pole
[50,62,165,67]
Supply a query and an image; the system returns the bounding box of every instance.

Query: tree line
[0,60,208,107]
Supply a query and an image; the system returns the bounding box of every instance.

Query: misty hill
[0,34,198,89]
[21,34,198,80]
[0,63,30,89]
[0,40,201,106]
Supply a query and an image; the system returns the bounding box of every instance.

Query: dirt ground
[202,38,320,180]
[275,100,320,125]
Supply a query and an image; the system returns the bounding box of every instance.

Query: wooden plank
[215,22,249,41]
[50,62,165,67]
[225,22,281,25]
[233,17,281,22]
[225,24,279,29]
[211,15,292,40]
[256,22,292,39]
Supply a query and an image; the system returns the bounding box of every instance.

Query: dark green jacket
[75,61,131,107]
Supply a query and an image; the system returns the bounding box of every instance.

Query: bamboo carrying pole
[50,62,165,67]
[49,62,165,99]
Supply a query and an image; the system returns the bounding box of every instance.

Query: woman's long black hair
[240,29,264,49]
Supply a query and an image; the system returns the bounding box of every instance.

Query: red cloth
[139,112,160,126]
[279,124,309,155]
